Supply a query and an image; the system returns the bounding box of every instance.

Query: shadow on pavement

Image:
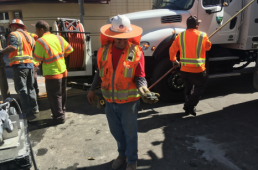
[71,99,258,170]
[26,72,258,170]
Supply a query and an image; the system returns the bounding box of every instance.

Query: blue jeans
[105,100,140,164]
[12,68,38,115]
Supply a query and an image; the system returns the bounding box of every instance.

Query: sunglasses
[116,39,127,41]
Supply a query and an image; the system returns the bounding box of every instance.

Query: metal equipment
[0,98,39,170]
[53,18,93,77]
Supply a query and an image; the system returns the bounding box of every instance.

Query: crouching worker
[87,15,159,170]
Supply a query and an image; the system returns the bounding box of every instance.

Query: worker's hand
[138,86,160,104]
[173,60,180,68]
[87,90,95,104]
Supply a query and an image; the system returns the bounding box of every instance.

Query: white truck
[106,0,258,102]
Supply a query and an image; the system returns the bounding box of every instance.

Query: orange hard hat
[9,19,26,29]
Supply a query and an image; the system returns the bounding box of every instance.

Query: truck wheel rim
[167,72,184,90]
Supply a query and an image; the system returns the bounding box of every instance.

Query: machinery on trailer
[104,0,258,101]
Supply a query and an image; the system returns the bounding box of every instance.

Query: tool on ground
[149,0,256,90]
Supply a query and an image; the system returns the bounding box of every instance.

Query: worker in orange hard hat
[169,16,212,116]
[87,15,159,170]
[0,19,39,121]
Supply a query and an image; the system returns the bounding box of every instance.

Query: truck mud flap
[253,57,258,90]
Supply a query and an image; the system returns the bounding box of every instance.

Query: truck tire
[152,58,184,102]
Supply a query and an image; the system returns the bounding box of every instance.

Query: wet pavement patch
[37,148,48,156]
[191,136,242,170]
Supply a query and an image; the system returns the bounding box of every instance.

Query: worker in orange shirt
[169,16,211,116]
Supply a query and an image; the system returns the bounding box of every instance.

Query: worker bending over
[0,19,39,120]
[33,20,73,125]
[87,15,159,170]
[169,16,211,116]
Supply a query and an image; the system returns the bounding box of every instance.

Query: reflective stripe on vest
[9,56,33,63]
[124,44,138,78]
[57,36,64,52]
[196,32,205,59]
[36,35,65,64]
[65,45,72,53]
[179,31,205,67]
[101,89,140,100]
[99,44,111,77]
[12,32,23,56]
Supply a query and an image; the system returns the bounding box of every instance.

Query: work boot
[26,114,37,121]
[126,162,137,170]
[51,118,65,125]
[32,109,39,114]
[183,106,189,114]
[112,156,126,169]
[189,107,197,117]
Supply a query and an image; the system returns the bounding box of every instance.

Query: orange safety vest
[170,29,211,73]
[97,42,142,103]
[179,30,206,67]
[8,31,35,66]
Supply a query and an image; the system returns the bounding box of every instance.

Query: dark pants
[181,70,208,110]
[33,66,39,96]
[12,68,38,115]
[45,77,67,121]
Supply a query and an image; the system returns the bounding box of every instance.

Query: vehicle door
[197,0,242,44]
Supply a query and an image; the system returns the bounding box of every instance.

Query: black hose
[10,98,39,169]
[11,98,22,114]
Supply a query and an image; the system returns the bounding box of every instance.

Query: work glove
[173,60,180,68]
[88,90,105,109]
[138,86,160,104]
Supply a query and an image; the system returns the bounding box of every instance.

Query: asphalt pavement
[0,62,258,170]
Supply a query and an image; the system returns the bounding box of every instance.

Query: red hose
[65,22,85,69]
